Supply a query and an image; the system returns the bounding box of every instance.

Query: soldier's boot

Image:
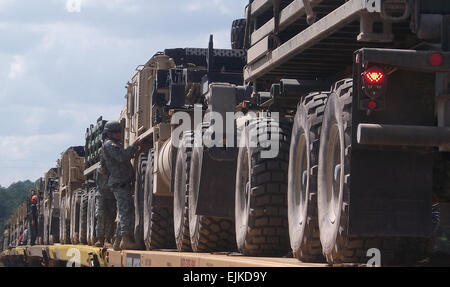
[94,237,105,247]
[119,235,140,250]
[113,237,122,251]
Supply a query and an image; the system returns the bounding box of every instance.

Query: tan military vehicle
[11,202,28,246]
[42,168,59,245]
[57,147,85,244]
[115,32,248,252]
[82,117,109,246]
[33,178,45,245]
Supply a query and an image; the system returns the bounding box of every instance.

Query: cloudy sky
[0,0,247,187]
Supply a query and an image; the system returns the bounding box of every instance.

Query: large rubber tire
[189,126,237,253]
[79,190,88,245]
[60,196,70,244]
[49,192,60,244]
[49,208,60,244]
[37,213,44,245]
[86,190,92,246]
[70,190,81,245]
[231,19,246,49]
[65,196,71,244]
[59,197,65,244]
[288,92,328,262]
[135,153,148,248]
[143,149,176,250]
[70,192,75,244]
[235,117,291,256]
[318,79,381,264]
[87,188,97,246]
[43,200,50,245]
[91,189,98,246]
[173,132,194,252]
[317,79,433,265]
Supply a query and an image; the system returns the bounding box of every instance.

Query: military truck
[230,0,450,264]
[42,168,60,245]
[33,179,44,245]
[56,147,85,244]
[9,202,27,247]
[119,0,450,264]
[113,23,247,251]
[82,117,113,246]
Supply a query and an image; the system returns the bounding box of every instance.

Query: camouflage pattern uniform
[102,139,138,237]
[94,153,117,240]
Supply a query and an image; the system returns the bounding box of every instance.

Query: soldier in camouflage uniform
[101,121,141,250]
[93,153,117,247]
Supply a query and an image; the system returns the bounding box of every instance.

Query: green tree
[0,181,35,233]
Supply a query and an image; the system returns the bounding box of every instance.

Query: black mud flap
[348,150,433,238]
[196,147,237,218]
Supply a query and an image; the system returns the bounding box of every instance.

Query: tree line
[0,181,35,233]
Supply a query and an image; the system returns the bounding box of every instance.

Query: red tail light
[361,66,388,102]
[368,100,377,110]
[430,53,443,67]
[364,68,385,85]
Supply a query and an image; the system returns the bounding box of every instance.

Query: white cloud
[0,133,73,161]
[70,0,139,12]
[66,0,82,13]
[0,133,75,186]
[23,107,47,131]
[57,103,123,125]
[87,0,127,9]
[185,0,236,15]
[32,22,134,52]
[0,103,122,186]
[8,55,27,79]
[186,29,231,49]
[0,0,13,11]
[0,102,123,187]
